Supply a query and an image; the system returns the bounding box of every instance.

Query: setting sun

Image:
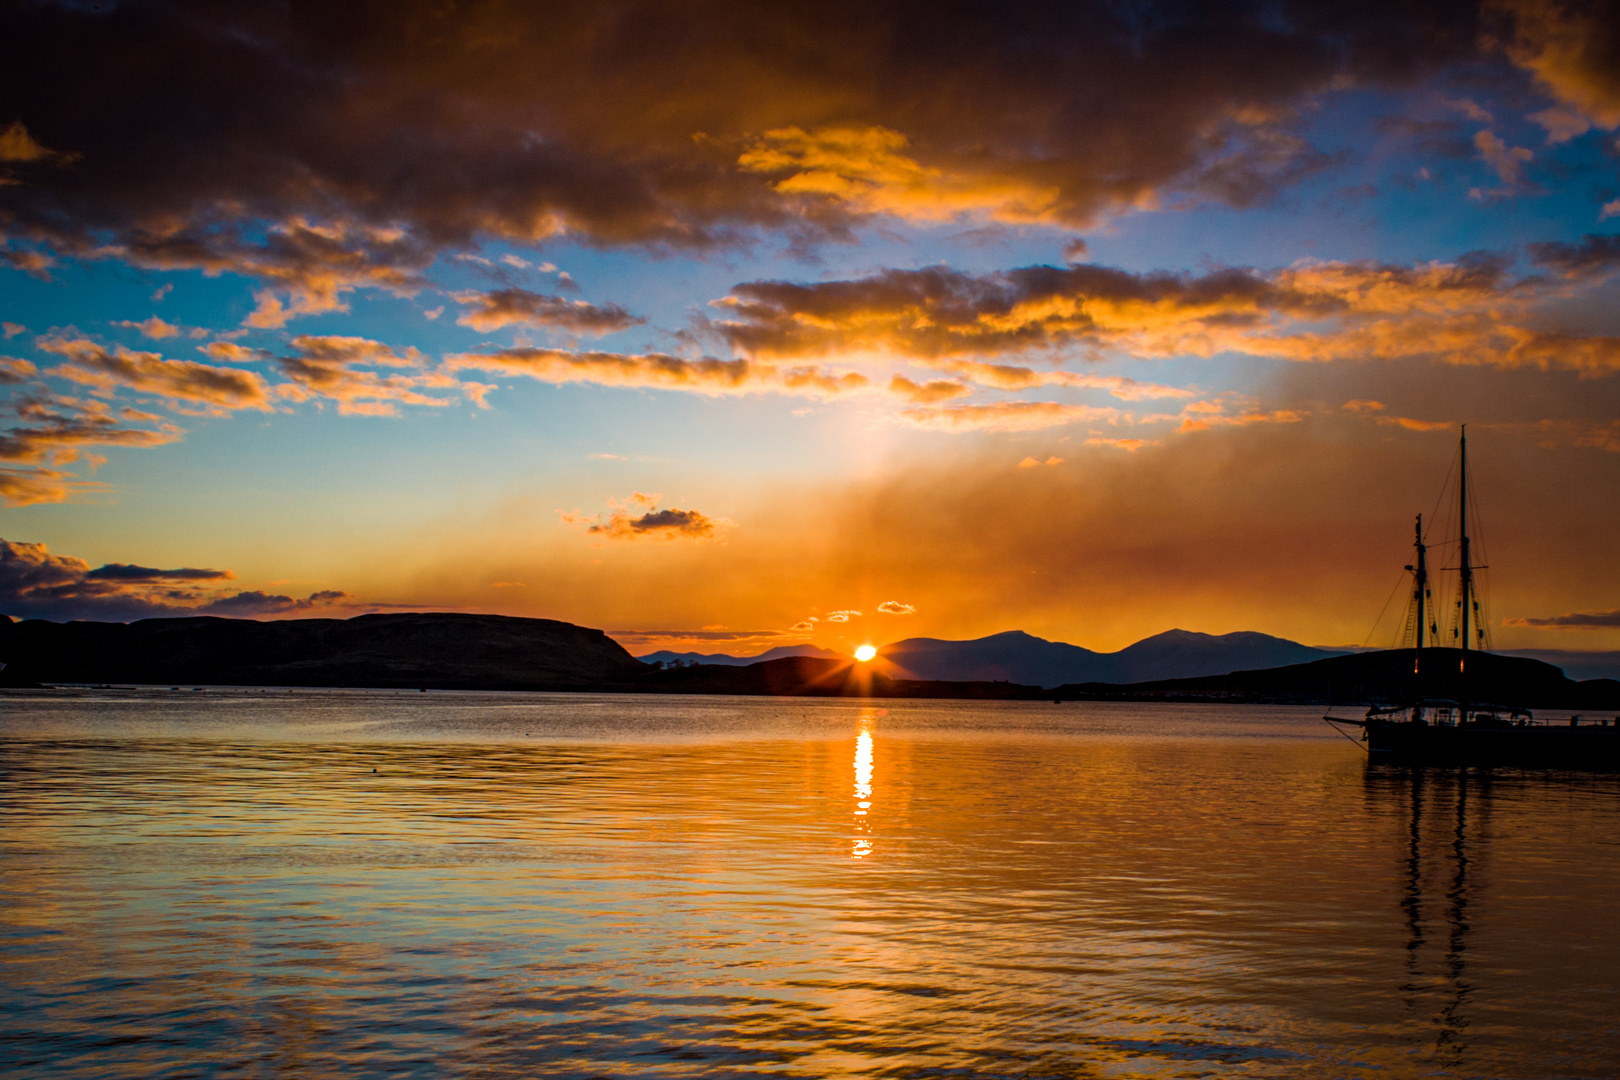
[855,645,877,662]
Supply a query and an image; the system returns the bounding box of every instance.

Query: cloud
[117,218,433,331]
[738,124,1067,225]
[1469,129,1534,196]
[0,393,181,466]
[705,253,1620,376]
[0,0,1520,297]
[0,357,37,383]
[934,361,1196,401]
[449,346,869,399]
[709,262,1321,362]
[1507,609,1620,629]
[0,467,103,507]
[1017,456,1064,468]
[561,494,732,541]
[37,337,271,410]
[114,316,181,340]
[195,589,352,616]
[2,322,24,339]
[274,334,472,416]
[0,122,72,164]
[84,563,233,583]
[1495,0,1620,137]
[453,288,643,334]
[0,537,350,621]
[898,401,1124,433]
[876,600,915,614]
[888,375,971,404]
[824,610,862,623]
[1528,232,1620,278]
[0,382,241,507]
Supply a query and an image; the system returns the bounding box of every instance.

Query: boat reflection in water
[1372,765,1479,1064]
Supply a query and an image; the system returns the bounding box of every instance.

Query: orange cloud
[888,375,971,404]
[1495,0,1620,138]
[453,288,643,335]
[561,492,732,542]
[114,316,181,340]
[898,401,1125,432]
[0,393,183,506]
[738,125,1065,225]
[274,335,471,416]
[37,337,271,410]
[449,346,869,399]
[708,254,1620,376]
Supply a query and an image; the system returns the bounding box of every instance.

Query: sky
[2,0,1619,656]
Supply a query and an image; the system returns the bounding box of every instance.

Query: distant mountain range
[7,611,1616,696]
[639,644,846,667]
[876,629,1342,688]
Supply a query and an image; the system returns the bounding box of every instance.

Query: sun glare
[855,644,877,662]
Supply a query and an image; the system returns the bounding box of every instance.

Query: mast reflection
[1372,765,1483,1062]
[851,707,880,858]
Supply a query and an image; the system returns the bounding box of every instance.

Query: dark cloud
[605,508,718,538]
[1510,609,1620,628]
[0,538,350,621]
[195,589,353,616]
[710,262,1327,360]
[0,0,1535,302]
[454,288,643,334]
[699,253,1620,377]
[1528,232,1620,278]
[561,493,731,541]
[84,563,233,583]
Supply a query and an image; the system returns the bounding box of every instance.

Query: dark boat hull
[1366,718,1620,768]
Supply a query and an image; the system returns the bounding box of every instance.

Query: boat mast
[1458,426,1472,668]
[1412,514,1428,649]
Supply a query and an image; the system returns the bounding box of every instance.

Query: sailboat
[1327,427,1620,767]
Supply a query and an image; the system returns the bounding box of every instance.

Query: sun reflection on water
[852,707,882,857]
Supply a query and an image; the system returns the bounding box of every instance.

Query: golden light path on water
[852,707,880,858]
[6,688,1620,1078]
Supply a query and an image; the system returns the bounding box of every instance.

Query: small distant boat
[1326,427,1620,767]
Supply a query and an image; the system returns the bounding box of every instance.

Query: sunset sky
[2,0,1619,655]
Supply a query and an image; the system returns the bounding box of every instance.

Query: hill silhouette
[1052,648,1620,710]
[0,612,646,690]
[879,628,1337,688]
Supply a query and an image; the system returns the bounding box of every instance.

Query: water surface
[4,690,1619,1078]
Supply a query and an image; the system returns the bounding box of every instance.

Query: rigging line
[1423,448,1458,545]
[1322,716,1370,753]
[1364,568,1411,649]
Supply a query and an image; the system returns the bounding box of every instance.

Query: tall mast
[1413,514,1427,649]
[1458,426,1471,666]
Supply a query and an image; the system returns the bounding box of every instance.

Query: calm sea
[4,689,1619,1078]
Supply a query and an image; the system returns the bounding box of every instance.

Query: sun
[854,644,877,662]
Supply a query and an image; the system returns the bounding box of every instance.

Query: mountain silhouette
[639,643,845,666]
[879,629,1339,688]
